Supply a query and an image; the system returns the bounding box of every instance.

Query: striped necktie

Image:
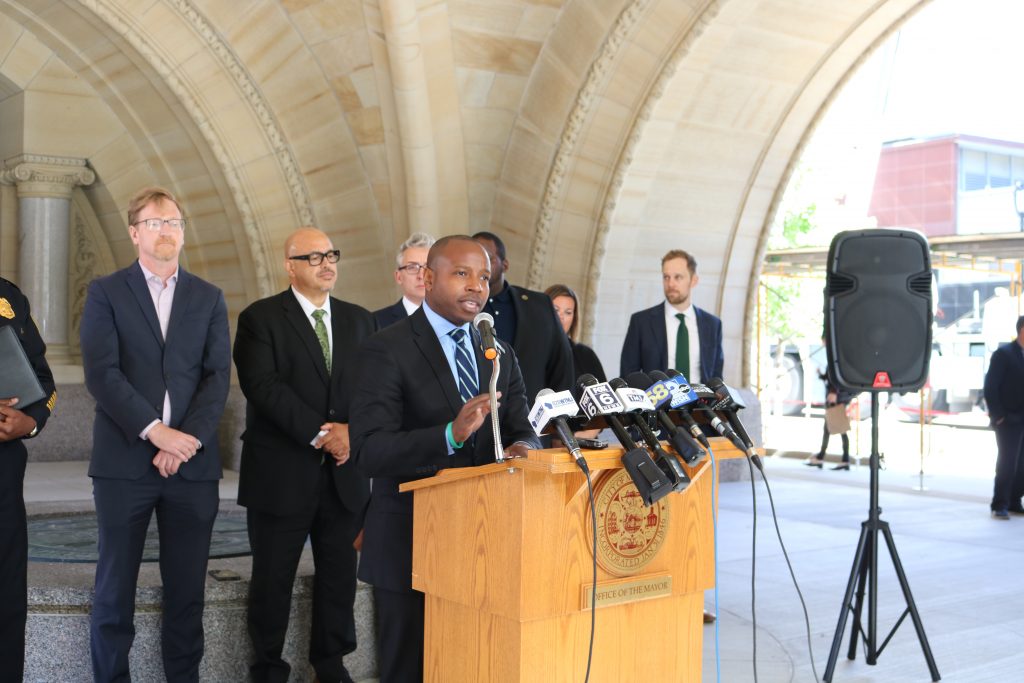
[449,328,478,402]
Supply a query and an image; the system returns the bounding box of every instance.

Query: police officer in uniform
[0,278,56,681]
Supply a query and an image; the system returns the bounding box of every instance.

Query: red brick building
[869,134,1024,236]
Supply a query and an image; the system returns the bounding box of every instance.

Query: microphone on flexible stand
[473,312,503,461]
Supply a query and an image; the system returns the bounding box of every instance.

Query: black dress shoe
[831,463,850,471]
[804,457,824,469]
[992,509,1010,520]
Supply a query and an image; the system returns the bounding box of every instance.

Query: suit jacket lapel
[508,284,526,350]
[282,291,330,385]
[410,308,463,415]
[329,298,354,381]
[125,261,165,348]
[164,269,192,345]
[649,305,668,370]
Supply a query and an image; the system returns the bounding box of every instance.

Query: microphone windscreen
[625,371,653,390]
[473,311,495,329]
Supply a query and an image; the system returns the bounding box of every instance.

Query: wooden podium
[400,438,745,682]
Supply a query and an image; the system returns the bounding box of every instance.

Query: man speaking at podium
[349,235,539,682]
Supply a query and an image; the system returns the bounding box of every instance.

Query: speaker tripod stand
[823,393,941,682]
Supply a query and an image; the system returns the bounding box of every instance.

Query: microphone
[659,370,749,456]
[707,377,763,471]
[645,370,711,452]
[625,371,705,465]
[473,312,498,360]
[574,374,671,506]
[529,388,588,473]
[608,377,690,490]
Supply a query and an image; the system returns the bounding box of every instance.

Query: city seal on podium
[589,468,671,576]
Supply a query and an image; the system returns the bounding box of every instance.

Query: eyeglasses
[289,250,341,266]
[397,263,427,274]
[133,218,186,231]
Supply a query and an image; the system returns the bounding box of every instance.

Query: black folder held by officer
[0,278,57,682]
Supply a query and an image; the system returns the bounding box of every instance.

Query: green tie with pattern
[312,309,331,373]
[675,312,689,380]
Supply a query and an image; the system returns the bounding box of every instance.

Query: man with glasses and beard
[81,187,231,682]
[233,228,375,683]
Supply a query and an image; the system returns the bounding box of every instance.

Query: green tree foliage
[764,204,826,344]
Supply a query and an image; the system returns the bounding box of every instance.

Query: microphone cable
[744,452,760,683]
[583,467,597,683]
[708,442,722,683]
[755,465,821,683]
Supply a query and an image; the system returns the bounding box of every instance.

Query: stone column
[1,155,95,365]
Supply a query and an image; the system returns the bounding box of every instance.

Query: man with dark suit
[472,231,574,397]
[619,248,724,383]
[984,315,1024,519]
[80,187,231,682]
[373,231,435,328]
[349,235,540,683]
[234,227,375,683]
[0,278,56,681]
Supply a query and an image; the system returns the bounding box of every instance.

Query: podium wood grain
[402,438,746,682]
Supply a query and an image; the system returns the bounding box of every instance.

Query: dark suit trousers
[0,446,27,682]
[91,471,219,683]
[373,585,424,683]
[247,460,361,683]
[992,419,1024,511]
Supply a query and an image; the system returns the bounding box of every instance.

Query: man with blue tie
[619,249,724,384]
[80,187,231,682]
[349,235,539,682]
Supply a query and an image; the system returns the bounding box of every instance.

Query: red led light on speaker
[872,372,892,388]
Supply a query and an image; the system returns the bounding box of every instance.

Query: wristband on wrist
[446,422,465,449]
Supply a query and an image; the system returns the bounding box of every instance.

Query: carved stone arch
[505,0,930,385]
[68,188,116,362]
[0,0,336,307]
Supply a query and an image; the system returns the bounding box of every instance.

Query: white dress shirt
[138,263,178,440]
[401,296,421,316]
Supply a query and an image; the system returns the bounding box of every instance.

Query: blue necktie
[449,328,478,402]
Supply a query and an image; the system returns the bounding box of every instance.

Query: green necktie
[675,312,689,380]
[312,309,331,373]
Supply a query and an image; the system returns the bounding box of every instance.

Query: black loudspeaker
[824,229,932,392]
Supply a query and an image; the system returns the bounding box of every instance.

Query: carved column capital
[1,154,96,199]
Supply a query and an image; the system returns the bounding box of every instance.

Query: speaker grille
[828,274,856,296]
[909,272,932,295]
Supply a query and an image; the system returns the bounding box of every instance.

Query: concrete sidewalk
[24,428,1020,683]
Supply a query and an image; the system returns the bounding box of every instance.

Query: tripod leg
[879,523,941,681]
[846,524,871,661]
[824,522,870,682]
